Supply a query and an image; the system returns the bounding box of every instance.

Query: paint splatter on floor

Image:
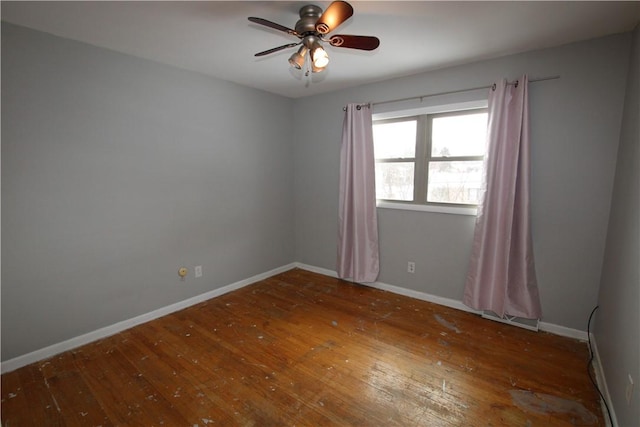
[509,389,597,425]
[434,314,462,334]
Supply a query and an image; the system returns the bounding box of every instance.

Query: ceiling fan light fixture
[311,62,326,73]
[311,43,329,69]
[288,46,307,69]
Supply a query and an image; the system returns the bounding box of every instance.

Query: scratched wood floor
[2,268,604,426]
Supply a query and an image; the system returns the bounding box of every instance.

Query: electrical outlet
[407,262,415,274]
[626,374,634,404]
[194,265,203,278]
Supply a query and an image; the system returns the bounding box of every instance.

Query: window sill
[376,201,477,216]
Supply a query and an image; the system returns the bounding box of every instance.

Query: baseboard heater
[481,311,540,332]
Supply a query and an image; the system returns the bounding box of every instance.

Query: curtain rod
[342,75,560,111]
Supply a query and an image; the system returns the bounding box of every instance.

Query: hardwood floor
[2,268,604,426]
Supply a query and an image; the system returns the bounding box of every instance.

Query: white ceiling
[2,1,639,98]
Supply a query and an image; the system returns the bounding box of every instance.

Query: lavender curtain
[463,75,542,319]
[337,104,380,283]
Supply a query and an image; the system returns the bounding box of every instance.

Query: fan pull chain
[304,50,312,87]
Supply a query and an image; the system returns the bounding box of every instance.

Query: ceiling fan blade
[254,42,300,57]
[248,17,300,37]
[315,1,353,34]
[329,35,380,51]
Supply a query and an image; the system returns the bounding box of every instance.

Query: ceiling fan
[248,1,380,74]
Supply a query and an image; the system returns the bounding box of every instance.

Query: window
[373,108,488,208]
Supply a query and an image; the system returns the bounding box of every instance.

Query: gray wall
[293,33,631,331]
[596,25,640,426]
[1,23,295,361]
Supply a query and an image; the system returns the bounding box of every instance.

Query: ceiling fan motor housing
[295,5,323,35]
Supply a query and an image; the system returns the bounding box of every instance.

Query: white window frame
[373,99,488,216]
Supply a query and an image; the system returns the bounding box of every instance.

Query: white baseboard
[295,262,478,313]
[539,321,588,341]
[1,263,297,374]
[589,333,618,427]
[293,262,338,279]
[372,277,483,315]
[295,262,588,340]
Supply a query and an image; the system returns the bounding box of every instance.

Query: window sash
[372,116,418,161]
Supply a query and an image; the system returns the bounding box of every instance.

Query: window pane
[373,120,417,159]
[427,161,483,204]
[375,162,414,201]
[431,112,487,157]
